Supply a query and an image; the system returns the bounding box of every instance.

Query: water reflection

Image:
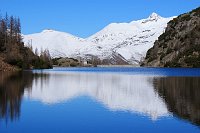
[0,70,200,128]
[25,72,168,120]
[154,77,200,126]
[0,72,49,122]
[0,72,33,121]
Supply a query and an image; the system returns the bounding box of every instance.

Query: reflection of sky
[34,67,200,76]
[1,96,199,133]
[24,72,169,120]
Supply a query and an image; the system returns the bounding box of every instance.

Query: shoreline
[97,65,140,68]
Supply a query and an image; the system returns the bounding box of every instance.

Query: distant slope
[23,13,174,65]
[23,30,91,58]
[142,7,200,67]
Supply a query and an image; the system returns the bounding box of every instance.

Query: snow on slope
[23,13,175,64]
[87,13,175,63]
[23,29,92,58]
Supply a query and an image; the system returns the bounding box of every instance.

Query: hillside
[142,7,200,67]
[23,13,174,65]
[0,57,18,71]
[0,14,52,71]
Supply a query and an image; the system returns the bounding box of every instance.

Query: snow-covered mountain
[23,13,175,64]
[23,29,89,57]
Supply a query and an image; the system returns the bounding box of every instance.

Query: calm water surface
[0,67,200,133]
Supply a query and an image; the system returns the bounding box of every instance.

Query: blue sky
[1,0,200,38]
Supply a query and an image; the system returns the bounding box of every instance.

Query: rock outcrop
[0,57,18,72]
[142,7,200,67]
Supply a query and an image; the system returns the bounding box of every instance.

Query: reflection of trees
[0,71,49,122]
[1,70,200,128]
[0,72,33,122]
[154,77,200,126]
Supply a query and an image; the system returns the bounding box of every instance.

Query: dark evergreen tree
[0,12,52,70]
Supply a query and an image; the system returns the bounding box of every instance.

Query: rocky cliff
[142,7,200,67]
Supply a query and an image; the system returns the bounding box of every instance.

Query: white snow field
[23,13,175,64]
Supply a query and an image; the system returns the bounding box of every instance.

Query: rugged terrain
[142,7,200,67]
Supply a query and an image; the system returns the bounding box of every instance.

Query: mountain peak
[42,29,56,33]
[141,12,162,24]
[149,12,161,19]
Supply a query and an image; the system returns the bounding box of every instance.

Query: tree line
[0,13,21,51]
[0,13,52,69]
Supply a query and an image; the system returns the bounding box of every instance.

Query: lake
[0,67,200,133]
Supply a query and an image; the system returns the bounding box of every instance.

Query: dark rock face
[142,7,200,67]
[102,52,129,65]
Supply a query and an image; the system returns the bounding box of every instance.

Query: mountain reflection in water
[154,77,200,126]
[0,71,199,128]
[24,72,169,120]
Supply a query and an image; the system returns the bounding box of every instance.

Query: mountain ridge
[23,13,175,65]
